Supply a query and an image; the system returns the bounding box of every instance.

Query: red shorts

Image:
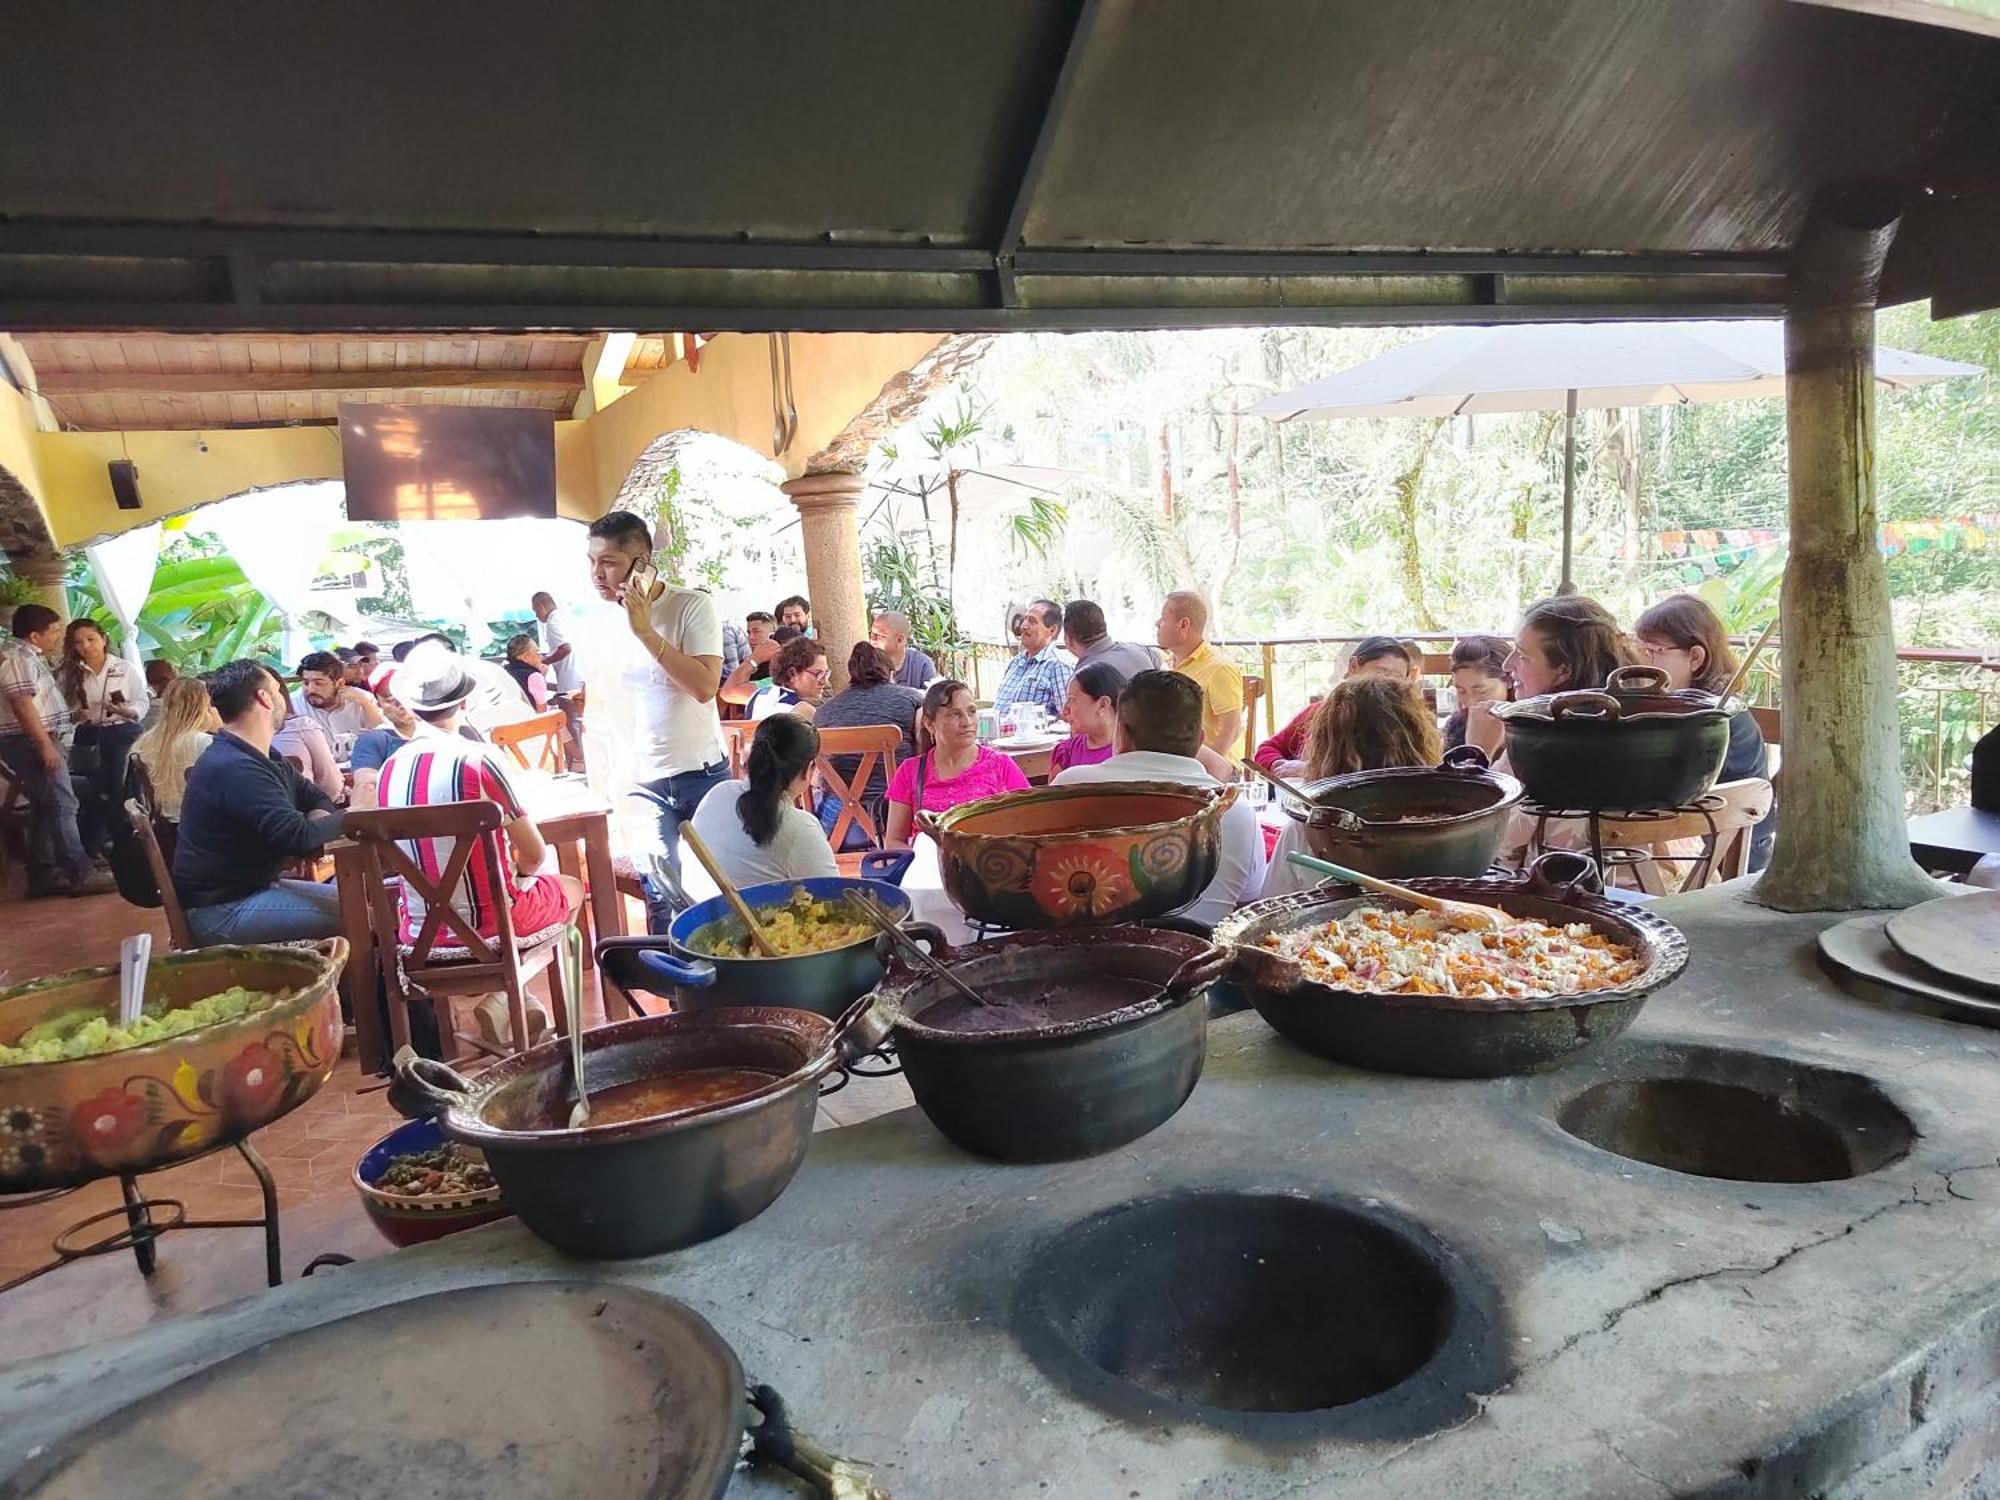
[509,872,572,940]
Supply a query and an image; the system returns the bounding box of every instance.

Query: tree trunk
[1392,419,1446,631]
[1605,408,1644,596]
[1206,401,1246,633]
[1754,187,1938,912]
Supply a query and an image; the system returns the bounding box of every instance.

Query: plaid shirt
[719,620,751,682]
[0,637,70,742]
[993,645,1073,718]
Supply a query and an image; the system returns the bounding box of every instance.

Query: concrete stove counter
[5,882,2000,1498]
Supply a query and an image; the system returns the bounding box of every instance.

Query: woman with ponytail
[686,712,837,887]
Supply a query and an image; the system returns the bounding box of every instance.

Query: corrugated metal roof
[0,0,1994,330]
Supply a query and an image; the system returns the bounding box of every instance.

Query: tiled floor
[0,880,913,1369]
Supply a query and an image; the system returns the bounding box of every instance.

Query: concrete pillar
[781,470,868,693]
[1755,187,1938,912]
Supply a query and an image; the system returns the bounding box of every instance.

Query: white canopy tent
[1250,320,1983,591]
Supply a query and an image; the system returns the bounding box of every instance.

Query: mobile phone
[110,691,126,705]
[627,562,660,599]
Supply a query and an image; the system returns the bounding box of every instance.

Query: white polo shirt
[1050,750,1267,928]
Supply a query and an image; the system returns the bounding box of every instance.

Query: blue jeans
[627,760,731,931]
[187,880,344,946]
[0,733,91,891]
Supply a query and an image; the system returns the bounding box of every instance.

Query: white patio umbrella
[1250,320,1983,592]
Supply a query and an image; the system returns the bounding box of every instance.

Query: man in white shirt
[1050,669,1265,930]
[531,590,585,770]
[582,510,729,930]
[291,651,384,741]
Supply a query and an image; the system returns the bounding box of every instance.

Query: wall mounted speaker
[108,459,143,511]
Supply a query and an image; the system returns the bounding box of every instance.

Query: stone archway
[611,429,798,611]
[0,460,62,603]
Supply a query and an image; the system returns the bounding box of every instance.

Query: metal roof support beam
[0,298,1790,334]
[991,0,1101,308]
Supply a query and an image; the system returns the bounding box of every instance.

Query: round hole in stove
[1554,1047,1916,1184]
[1013,1190,1504,1439]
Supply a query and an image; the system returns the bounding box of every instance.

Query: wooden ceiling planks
[14,330,597,429]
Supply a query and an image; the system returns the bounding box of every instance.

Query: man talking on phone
[583,510,728,930]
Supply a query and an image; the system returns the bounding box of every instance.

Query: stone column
[781,470,868,693]
[1755,187,1938,912]
[7,548,68,618]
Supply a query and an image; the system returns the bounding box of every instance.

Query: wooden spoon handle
[1237,757,1318,806]
[1283,850,1448,914]
[680,825,780,957]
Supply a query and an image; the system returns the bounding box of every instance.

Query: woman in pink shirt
[884,679,1031,846]
[1048,662,1127,776]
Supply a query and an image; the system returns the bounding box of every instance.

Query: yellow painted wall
[35,427,342,549]
[0,380,51,536]
[586,332,940,506]
[20,331,936,547]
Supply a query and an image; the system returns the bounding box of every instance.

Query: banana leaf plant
[67,555,283,673]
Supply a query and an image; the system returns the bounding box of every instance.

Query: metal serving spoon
[563,926,591,1129]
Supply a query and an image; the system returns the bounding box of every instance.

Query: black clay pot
[394,1003,890,1259]
[1213,852,1689,1079]
[1492,665,1735,811]
[877,925,1228,1161]
[1287,745,1524,879]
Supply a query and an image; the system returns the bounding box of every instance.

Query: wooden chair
[813,726,904,851]
[124,797,195,949]
[720,720,757,778]
[341,800,577,1060]
[490,710,568,774]
[1596,777,1776,896]
[0,759,31,882]
[1750,705,1783,785]
[1240,675,1265,764]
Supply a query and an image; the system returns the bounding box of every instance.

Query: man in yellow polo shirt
[1156,590,1242,756]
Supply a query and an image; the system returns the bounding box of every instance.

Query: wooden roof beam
[34,367,584,395]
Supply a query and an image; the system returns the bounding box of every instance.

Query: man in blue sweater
[173,659,345,945]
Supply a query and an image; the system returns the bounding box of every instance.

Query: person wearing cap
[173,658,346,945]
[374,641,583,1046]
[348,662,482,811]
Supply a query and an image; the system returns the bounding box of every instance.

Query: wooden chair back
[1597,777,1776,896]
[0,758,32,879]
[812,726,904,850]
[341,800,572,1055]
[490,710,567,774]
[721,720,757,778]
[125,797,194,948]
[1240,675,1265,763]
[1750,706,1781,746]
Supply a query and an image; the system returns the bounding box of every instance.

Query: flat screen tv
[338,403,557,523]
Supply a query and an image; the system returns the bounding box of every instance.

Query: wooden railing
[951,633,1996,813]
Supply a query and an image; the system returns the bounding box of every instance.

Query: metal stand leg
[118,1172,158,1276]
[237,1139,282,1288]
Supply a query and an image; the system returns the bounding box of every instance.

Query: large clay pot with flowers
[923,781,1236,929]
[0,941,347,1192]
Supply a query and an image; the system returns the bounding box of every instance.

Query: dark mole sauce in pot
[536,1067,779,1129]
[914,974,1161,1034]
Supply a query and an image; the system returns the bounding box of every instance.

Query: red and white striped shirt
[376,730,530,945]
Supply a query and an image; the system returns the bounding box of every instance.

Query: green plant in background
[65,555,281,674]
[863,533,967,673]
[1691,545,1785,635]
[1001,495,1068,562]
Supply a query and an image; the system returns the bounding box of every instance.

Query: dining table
[991,734,1061,785]
[332,772,628,1074]
[1908,805,2000,879]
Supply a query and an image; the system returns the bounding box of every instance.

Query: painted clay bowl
[353,1115,511,1248]
[922,781,1237,929]
[0,940,347,1194]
